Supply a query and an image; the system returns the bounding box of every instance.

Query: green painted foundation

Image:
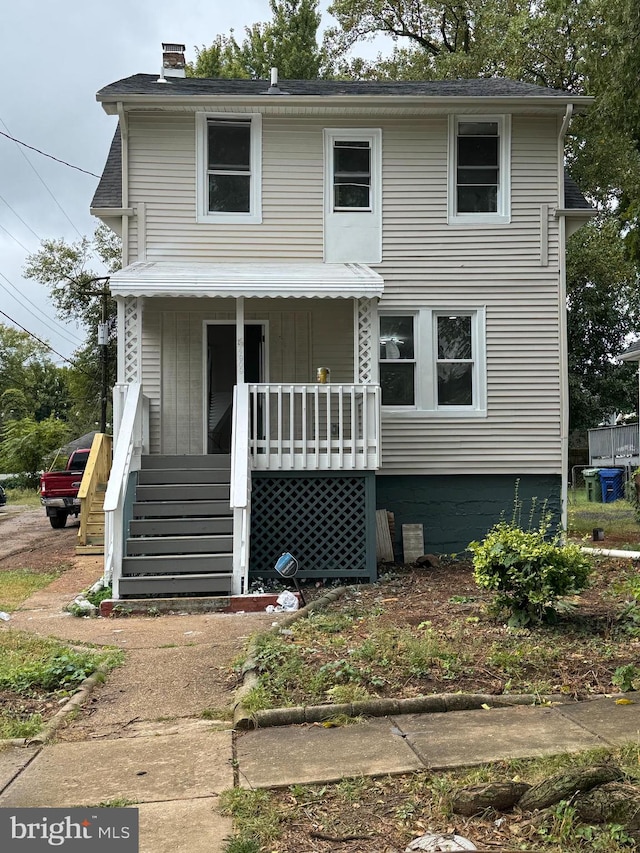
[376,474,562,557]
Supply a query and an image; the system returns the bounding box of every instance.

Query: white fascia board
[99,94,594,116]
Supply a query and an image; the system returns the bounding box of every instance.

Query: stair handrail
[77,433,113,547]
[230,382,251,594]
[103,383,147,595]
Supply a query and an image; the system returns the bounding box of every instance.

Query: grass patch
[201,706,234,721]
[0,570,61,612]
[0,713,43,739]
[219,788,282,848]
[0,631,123,694]
[1,488,41,509]
[568,488,640,544]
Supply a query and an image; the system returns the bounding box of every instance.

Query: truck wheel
[49,512,68,529]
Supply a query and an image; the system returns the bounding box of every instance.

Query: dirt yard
[0,504,79,570]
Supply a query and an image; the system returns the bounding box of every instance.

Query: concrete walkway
[2,558,640,852]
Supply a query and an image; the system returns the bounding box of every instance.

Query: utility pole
[97,287,109,433]
[81,276,111,434]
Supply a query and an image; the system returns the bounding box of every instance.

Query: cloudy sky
[0,0,380,364]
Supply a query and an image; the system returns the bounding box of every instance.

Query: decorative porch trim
[356,297,378,384]
[119,296,142,384]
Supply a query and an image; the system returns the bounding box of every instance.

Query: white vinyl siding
[141,298,354,454]
[128,112,562,473]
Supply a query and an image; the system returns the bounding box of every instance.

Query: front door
[206,323,264,453]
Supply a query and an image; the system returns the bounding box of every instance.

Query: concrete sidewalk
[3,693,640,851]
[2,558,640,852]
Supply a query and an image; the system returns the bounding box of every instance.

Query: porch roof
[108,261,384,299]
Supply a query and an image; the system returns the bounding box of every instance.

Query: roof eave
[98,92,594,115]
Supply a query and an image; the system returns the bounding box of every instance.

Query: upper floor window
[379,308,487,416]
[323,128,382,263]
[196,113,262,224]
[448,116,511,225]
[333,140,371,210]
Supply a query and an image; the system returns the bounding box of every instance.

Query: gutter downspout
[117,102,129,266]
[558,105,573,534]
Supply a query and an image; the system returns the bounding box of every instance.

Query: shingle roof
[97,74,579,100]
[91,128,121,208]
[564,173,592,210]
[619,340,640,361]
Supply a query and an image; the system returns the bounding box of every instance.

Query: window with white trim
[379,308,486,415]
[448,116,510,224]
[196,113,262,224]
[379,315,416,406]
[323,128,382,263]
[333,140,372,210]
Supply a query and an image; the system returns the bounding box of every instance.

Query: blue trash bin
[598,468,625,503]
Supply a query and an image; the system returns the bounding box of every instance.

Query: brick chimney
[162,43,186,78]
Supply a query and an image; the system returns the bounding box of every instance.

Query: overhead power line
[0,220,31,253]
[0,117,85,239]
[0,270,84,347]
[0,306,83,370]
[0,129,101,179]
[0,190,42,242]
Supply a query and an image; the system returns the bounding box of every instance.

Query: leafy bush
[469,515,591,627]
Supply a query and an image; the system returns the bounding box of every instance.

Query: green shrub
[469,517,591,627]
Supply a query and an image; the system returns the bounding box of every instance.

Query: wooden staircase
[118,455,234,598]
[76,434,112,555]
[84,485,107,543]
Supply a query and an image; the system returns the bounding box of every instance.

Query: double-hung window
[435,314,474,406]
[448,116,510,224]
[196,113,262,223]
[379,308,486,415]
[379,315,416,406]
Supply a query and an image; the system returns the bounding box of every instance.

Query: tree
[23,224,121,434]
[566,218,640,429]
[0,324,70,431]
[324,0,601,84]
[0,416,70,488]
[189,0,323,80]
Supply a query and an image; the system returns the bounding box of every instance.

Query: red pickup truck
[40,448,90,529]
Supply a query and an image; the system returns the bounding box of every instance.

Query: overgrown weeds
[0,632,122,694]
[469,483,591,627]
[240,557,640,710]
[221,746,640,853]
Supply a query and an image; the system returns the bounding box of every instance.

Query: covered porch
[103,261,384,598]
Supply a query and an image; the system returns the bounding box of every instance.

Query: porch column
[117,295,143,385]
[236,296,245,382]
[354,297,379,383]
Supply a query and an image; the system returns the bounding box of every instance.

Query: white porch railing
[248,383,381,471]
[230,383,252,595]
[103,383,149,597]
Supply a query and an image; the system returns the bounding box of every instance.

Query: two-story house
[92,45,593,600]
